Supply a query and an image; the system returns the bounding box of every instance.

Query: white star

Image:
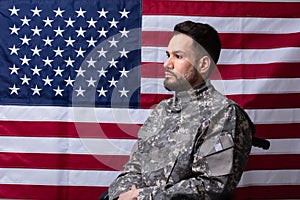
[119,27,130,38]
[87,18,97,28]
[108,37,119,47]
[65,37,75,47]
[53,7,65,17]
[119,48,129,58]
[21,16,31,26]
[43,17,53,27]
[43,36,53,46]
[20,55,30,65]
[31,26,42,36]
[9,64,19,75]
[43,56,53,67]
[54,46,64,57]
[75,67,86,77]
[31,46,41,56]
[64,76,75,86]
[97,47,107,58]
[65,17,75,27]
[20,35,31,45]
[87,37,97,47]
[54,27,64,37]
[76,7,86,18]
[9,6,20,16]
[98,27,108,38]
[54,66,64,76]
[97,87,107,97]
[20,74,31,85]
[9,24,20,35]
[31,6,42,17]
[42,76,53,86]
[108,58,118,68]
[65,57,75,67]
[86,57,96,68]
[31,65,42,76]
[108,18,119,28]
[98,8,108,18]
[119,8,130,18]
[75,86,85,97]
[119,87,129,97]
[86,77,97,87]
[9,45,20,55]
[76,27,86,37]
[119,67,129,78]
[75,47,86,57]
[53,86,64,96]
[31,85,42,96]
[9,84,20,95]
[108,77,118,87]
[98,67,107,77]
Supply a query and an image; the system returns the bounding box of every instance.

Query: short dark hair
[174,21,221,64]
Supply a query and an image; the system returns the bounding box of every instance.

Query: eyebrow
[166,50,185,54]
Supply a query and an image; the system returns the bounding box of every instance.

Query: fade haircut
[174,21,221,64]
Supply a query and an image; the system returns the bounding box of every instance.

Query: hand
[118,185,140,200]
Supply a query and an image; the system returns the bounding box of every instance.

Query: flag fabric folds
[0,0,300,199]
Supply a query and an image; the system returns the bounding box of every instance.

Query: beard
[164,76,191,92]
[164,69,200,92]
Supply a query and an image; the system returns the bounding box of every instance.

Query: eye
[175,54,183,59]
[166,52,170,58]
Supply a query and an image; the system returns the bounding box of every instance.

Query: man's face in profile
[164,33,203,92]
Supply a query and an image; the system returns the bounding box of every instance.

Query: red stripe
[142,0,300,18]
[233,185,300,200]
[0,152,129,171]
[227,93,300,109]
[142,62,300,80]
[0,121,140,139]
[2,152,298,172]
[142,32,300,49]
[0,184,107,200]
[140,94,172,109]
[255,123,300,139]
[246,154,300,171]
[140,93,300,110]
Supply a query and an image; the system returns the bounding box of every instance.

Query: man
[108,21,254,200]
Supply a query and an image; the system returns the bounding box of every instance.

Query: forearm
[109,172,142,200]
[137,175,228,200]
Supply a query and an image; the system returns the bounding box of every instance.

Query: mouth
[164,70,176,78]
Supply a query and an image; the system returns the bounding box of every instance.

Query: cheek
[174,60,195,77]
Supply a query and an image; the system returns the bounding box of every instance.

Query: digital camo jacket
[109,80,254,200]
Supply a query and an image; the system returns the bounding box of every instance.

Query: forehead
[167,33,197,53]
[167,33,200,53]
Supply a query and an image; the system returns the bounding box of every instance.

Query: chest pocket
[199,133,234,176]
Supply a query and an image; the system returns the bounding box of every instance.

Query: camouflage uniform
[109,80,254,200]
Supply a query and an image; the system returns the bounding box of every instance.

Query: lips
[165,70,176,78]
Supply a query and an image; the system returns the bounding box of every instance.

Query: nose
[164,56,173,69]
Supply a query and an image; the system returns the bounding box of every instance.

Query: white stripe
[251,139,300,155]
[141,78,300,95]
[0,105,300,124]
[246,108,300,124]
[0,136,136,155]
[0,168,120,187]
[1,136,300,156]
[0,105,151,124]
[0,168,299,187]
[143,15,300,34]
[238,170,300,187]
[142,46,300,64]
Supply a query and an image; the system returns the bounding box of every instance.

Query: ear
[198,55,211,77]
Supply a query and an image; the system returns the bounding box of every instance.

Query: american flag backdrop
[0,0,299,199]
